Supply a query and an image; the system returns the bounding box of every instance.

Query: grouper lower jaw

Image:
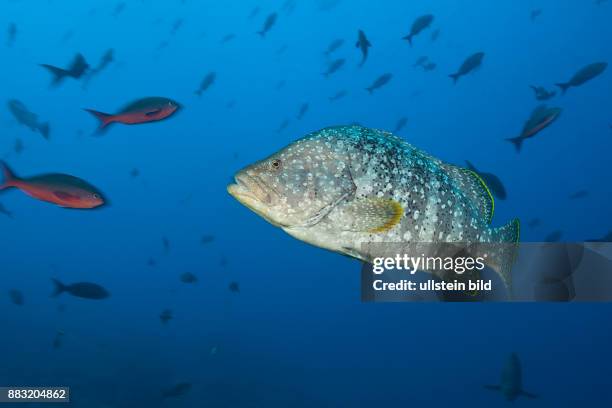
[227,182,290,229]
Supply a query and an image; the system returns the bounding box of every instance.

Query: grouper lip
[227,173,287,227]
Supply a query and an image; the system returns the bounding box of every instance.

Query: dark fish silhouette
[162,237,170,253]
[281,0,297,14]
[200,234,215,244]
[8,289,24,305]
[257,13,277,37]
[277,119,289,133]
[403,14,434,46]
[52,330,64,349]
[485,353,538,401]
[159,309,173,324]
[220,33,236,44]
[85,97,180,131]
[0,161,106,209]
[130,168,140,178]
[7,22,17,47]
[162,382,191,399]
[393,117,408,133]
[112,2,126,17]
[529,85,556,101]
[422,62,436,72]
[366,73,392,94]
[0,202,13,218]
[40,53,89,85]
[180,272,198,284]
[545,230,563,242]
[83,48,114,89]
[328,89,348,102]
[465,161,507,200]
[568,190,588,200]
[430,28,440,42]
[297,103,309,119]
[51,279,110,299]
[14,138,24,155]
[530,9,542,21]
[324,38,344,56]
[356,30,371,67]
[195,72,216,96]
[528,218,541,228]
[170,18,184,35]
[449,52,484,84]
[248,6,260,20]
[323,58,345,77]
[556,62,607,94]
[229,281,240,293]
[506,105,561,152]
[147,257,156,267]
[7,100,50,139]
[413,56,428,68]
[276,44,288,55]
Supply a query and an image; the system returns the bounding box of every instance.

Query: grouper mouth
[227,173,286,227]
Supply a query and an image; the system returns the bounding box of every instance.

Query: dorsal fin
[443,164,495,223]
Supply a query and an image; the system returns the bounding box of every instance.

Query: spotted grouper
[228,125,519,288]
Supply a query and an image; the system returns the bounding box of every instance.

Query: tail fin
[38,122,50,140]
[403,34,413,46]
[474,218,520,294]
[365,87,373,94]
[51,278,67,297]
[257,31,265,37]
[84,108,114,131]
[39,64,69,85]
[0,161,18,190]
[505,136,524,152]
[555,82,570,95]
[194,89,202,96]
[449,73,460,84]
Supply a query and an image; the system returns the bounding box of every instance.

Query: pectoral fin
[343,198,404,233]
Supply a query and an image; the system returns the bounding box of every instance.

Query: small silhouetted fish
[7,100,50,139]
[323,58,345,77]
[162,382,191,399]
[568,190,588,199]
[484,353,539,400]
[51,279,110,300]
[556,62,607,94]
[296,103,309,119]
[248,6,260,20]
[529,85,556,101]
[449,52,484,84]
[423,62,437,72]
[544,230,563,242]
[393,117,408,133]
[506,105,562,152]
[147,257,156,267]
[59,30,73,44]
[195,72,216,96]
[160,309,173,324]
[277,119,289,133]
[276,44,288,55]
[0,202,13,218]
[83,48,114,89]
[257,13,277,37]
[130,168,140,178]
[14,138,24,155]
[226,100,235,109]
[431,28,440,42]
[220,33,236,44]
[52,330,64,349]
[586,231,612,242]
[180,272,198,284]
[7,22,17,47]
[201,234,215,244]
[356,30,371,67]
[112,2,126,17]
[170,18,184,35]
[465,161,507,200]
[229,281,240,293]
[282,0,297,14]
[403,14,434,46]
[85,97,180,132]
[366,73,392,94]
[40,53,89,85]
[528,218,541,228]
[162,237,170,253]
[530,9,542,21]
[324,39,344,56]
[329,90,348,102]
[9,289,23,305]
[414,56,428,68]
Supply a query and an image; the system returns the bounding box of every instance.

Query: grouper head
[227,132,355,230]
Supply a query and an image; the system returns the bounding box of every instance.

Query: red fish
[84,97,180,132]
[0,161,106,209]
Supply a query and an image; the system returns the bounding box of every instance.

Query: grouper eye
[270,159,282,171]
